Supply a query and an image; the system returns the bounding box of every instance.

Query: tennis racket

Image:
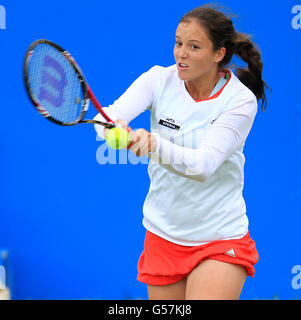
[23,39,126,131]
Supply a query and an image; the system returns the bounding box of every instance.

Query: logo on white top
[158,115,181,130]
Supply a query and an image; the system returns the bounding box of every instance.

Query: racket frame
[23,39,115,129]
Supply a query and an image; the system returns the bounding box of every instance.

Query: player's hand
[128,128,157,157]
[105,120,157,156]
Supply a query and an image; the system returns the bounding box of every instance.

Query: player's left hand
[128,128,157,157]
[111,120,157,156]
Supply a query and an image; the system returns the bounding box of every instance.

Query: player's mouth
[178,62,189,71]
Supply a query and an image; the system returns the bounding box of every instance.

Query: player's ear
[215,47,226,63]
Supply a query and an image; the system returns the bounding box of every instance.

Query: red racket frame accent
[87,86,113,123]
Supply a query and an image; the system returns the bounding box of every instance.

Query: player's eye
[175,41,182,47]
[191,45,200,49]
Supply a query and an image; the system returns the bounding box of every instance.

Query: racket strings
[27,44,85,123]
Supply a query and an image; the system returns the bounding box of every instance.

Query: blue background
[0,0,300,300]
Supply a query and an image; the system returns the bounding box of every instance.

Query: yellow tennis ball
[105,127,130,150]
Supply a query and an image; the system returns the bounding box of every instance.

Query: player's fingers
[128,130,137,144]
[132,129,146,145]
[133,130,151,156]
[139,136,149,151]
[129,134,140,152]
[130,145,140,157]
[138,146,148,157]
[133,136,149,157]
[129,129,152,156]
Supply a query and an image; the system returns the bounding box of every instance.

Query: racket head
[23,39,89,126]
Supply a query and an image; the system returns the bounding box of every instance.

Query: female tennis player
[94,5,268,300]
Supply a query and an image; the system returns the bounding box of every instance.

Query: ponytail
[234,33,269,111]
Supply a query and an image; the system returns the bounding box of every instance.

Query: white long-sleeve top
[94,65,258,246]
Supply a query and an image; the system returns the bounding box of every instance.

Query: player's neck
[185,70,221,101]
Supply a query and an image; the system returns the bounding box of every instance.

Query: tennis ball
[105,127,130,150]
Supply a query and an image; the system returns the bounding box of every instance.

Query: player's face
[174,20,224,82]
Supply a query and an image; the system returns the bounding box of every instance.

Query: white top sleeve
[94,66,160,139]
[149,97,257,182]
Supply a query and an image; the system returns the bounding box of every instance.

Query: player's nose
[178,46,188,59]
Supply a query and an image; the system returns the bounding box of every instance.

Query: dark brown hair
[180,4,269,110]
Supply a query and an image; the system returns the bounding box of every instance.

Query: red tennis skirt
[137,230,259,286]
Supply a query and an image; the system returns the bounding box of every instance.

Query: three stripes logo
[225,249,236,258]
